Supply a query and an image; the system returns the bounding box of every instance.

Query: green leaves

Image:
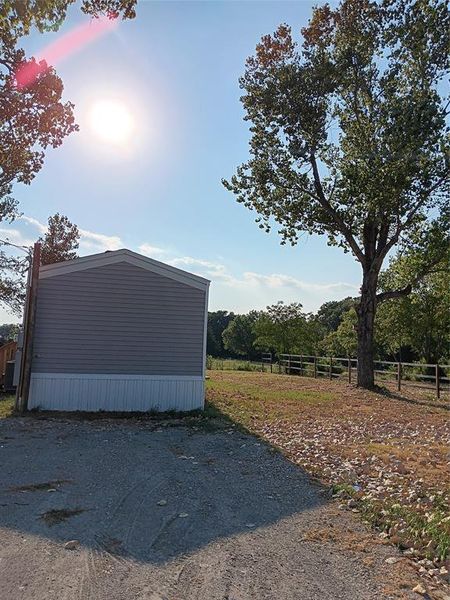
[224,0,449,256]
[39,213,80,265]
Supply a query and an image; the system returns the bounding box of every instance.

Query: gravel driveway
[0,417,413,600]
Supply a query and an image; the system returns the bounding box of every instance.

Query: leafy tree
[320,308,358,357]
[375,293,413,361]
[0,1,136,206]
[253,301,308,354]
[223,0,450,388]
[302,314,327,355]
[0,322,20,344]
[0,253,27,314]
[39,213,80,265]
[222,311,261,358]
[316,297,356,332]
[207,311,235,357]
[376,256,449,364]
[0,197,24,313]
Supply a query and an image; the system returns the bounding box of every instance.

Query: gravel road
[0,417,414,600]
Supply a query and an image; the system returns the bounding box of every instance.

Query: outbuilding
[17,249,209,412]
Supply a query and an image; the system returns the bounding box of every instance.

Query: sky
[1,0,362,324]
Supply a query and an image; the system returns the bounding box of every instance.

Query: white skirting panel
[28,373,205,412]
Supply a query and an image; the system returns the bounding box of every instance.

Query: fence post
[288,355,291,375]
[348,357,351,384]
[313,356,317,378]
[300,355,303,376]
[436,364,440,399]
[270,353,273,374]
[278,355,281,374]
[397,362,402,392]
[329,357,333,380]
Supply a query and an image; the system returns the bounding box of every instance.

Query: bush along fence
[260,353,449,398]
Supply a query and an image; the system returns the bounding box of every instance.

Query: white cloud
[138,243,167,258]
[0,227,34,246]
[78,228,123,251]
[166,255,358,312]
[168,256,236,283]
[241,272,359,295]
[0,227,35,249]
[20,215,47,234]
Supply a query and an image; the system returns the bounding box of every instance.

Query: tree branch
[376,254,445,304]
[376,284,412,303]
[309,153,365,263]
[375,168,450,268]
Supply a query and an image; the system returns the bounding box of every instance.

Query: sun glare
[89,99,134,144]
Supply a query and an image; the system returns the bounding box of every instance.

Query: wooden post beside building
[15,243,41,414]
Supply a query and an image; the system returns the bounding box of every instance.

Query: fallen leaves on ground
[206,371,450,597]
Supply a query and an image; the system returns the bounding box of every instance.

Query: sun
[89,99,134,144]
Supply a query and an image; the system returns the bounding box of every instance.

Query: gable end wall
[31,261,207,376]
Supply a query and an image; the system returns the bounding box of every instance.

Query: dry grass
[206,370,450,565]
[0,395,15,418]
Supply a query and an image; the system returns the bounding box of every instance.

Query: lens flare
[15,16,118,89]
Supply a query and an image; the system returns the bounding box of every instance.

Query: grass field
[206,357,268,372]
[206,370,450,567]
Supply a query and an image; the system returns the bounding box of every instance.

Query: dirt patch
[9,480,71,493]
[40,507,86,526]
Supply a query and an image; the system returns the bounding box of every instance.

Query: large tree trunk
[356,270,378,389]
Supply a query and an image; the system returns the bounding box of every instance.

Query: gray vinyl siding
[32,261,206,375]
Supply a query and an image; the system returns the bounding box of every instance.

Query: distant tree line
[208,255,449,365]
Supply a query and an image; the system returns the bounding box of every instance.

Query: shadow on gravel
[0,404,327,564]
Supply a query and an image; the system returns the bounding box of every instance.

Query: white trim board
[29,373,205,412]
[39,249,210,291]
[202,282,210,378]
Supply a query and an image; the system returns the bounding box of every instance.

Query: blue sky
[1,0,361,323]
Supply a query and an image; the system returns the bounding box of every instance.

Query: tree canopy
[222,311,261,359]
[39,212,80,265]
[316,296,356,332]
[223,0,449,387]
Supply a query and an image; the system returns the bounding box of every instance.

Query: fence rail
[267,353,450,398]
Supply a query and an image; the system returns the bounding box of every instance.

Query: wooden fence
[261,353,450,398]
